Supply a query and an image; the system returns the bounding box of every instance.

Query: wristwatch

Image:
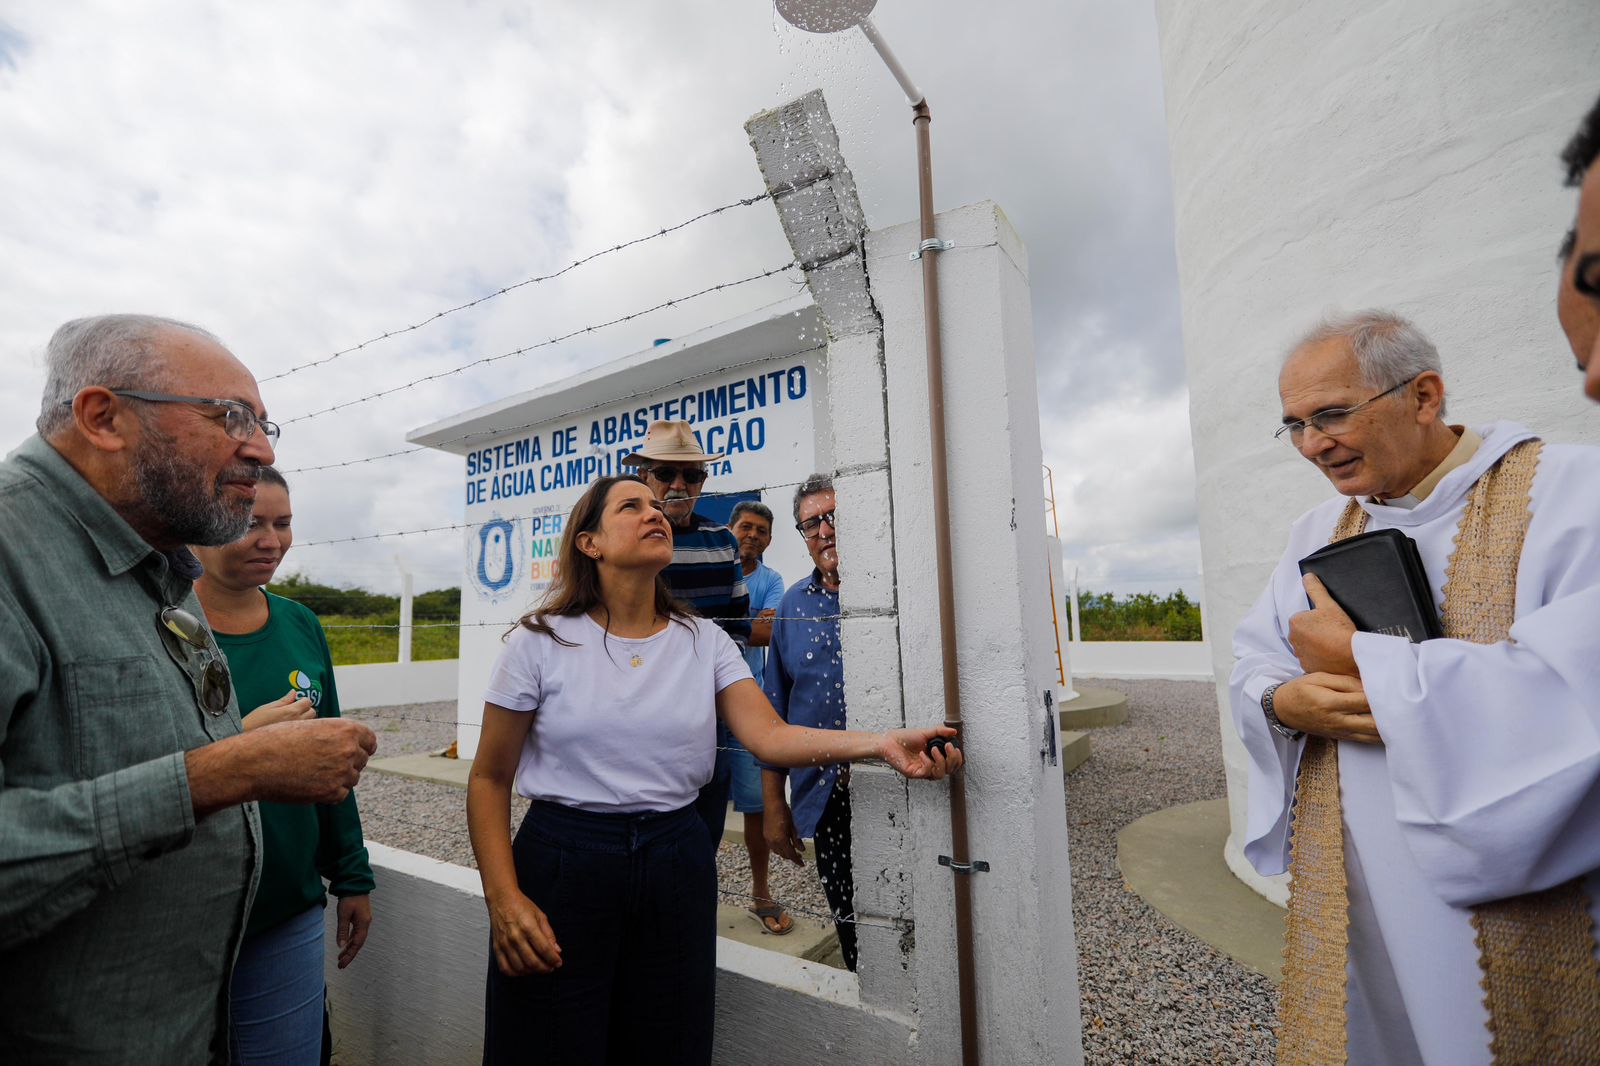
[1261,682,1304,741]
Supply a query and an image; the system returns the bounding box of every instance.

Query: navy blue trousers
[483,801,716,1066]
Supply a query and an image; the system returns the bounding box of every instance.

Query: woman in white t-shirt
[467,475,960,1066]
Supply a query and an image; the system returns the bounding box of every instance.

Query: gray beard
[130,430,258,547]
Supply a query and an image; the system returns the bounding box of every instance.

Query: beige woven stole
[1278,440,1600,1065]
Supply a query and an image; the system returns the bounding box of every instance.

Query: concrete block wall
[335,659,458,710]
[322,844,917,1065]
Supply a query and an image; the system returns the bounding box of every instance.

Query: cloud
[0,0,1197,598]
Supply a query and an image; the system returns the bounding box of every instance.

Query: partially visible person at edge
[0,314,376,1064]
[725,499,792,936]
[1231,311,1600,1064]
[193,464,375,1066]
[1558,90,1600,401]
[619,419,750,847]
[465,474,960,1066]
[761,475,859,970]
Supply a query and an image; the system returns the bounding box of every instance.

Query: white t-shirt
[484,612,753,813]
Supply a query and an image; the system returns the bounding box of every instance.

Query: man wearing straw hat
[621,419,750,846]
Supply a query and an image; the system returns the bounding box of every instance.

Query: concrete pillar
[869,201,1083,1066]
[1154,0,1600,901]
[747,91,1082,1062]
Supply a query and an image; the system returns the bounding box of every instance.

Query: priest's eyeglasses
[157,605,233,717]
[1274,376,1417,447]
[86,390,280,444]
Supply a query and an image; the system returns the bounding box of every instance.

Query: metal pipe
[859,18,925,106]
[910,97,981,1066]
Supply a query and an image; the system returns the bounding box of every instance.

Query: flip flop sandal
[748,904,795,936]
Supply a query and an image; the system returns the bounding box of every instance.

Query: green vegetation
[1075,589,1203,642]
[267,575,464,665]
[315,614,461,665]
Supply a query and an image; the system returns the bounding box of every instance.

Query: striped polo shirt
[664,512,751,647]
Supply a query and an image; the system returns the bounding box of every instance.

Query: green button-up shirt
[0,435,260,1065]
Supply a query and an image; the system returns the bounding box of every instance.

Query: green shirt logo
[287,669,323,708]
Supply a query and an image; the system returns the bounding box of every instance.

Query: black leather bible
[1297,528,1443,643]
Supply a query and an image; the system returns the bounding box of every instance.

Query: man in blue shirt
[621,419,750,846]
[726,500,791,934]
[761,474,857,968]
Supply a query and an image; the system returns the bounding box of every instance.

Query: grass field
[319,614,460,666]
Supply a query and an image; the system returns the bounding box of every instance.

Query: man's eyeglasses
[157,605,233,717]
[1273,376,1417,447]
[643,464,708,486]
[70,390,280,444]
[796,511,837,540]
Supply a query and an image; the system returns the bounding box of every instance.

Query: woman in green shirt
[194,465,375,1065]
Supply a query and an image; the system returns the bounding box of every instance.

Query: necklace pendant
[630,654,644,669]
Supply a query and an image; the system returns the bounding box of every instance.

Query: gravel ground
[1068,679,1277,1065]
[347,681,1279,1059]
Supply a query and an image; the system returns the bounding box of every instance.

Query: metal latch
[938,855,991,875]
[909,237,955,261]
[1041,690,1058,766]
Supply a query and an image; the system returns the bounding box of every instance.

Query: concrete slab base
[715,902,841,965]
[1116,797,1284,982]
[1059,730,1092,774]
[368,752,471,788]
[1057,685,1129,729]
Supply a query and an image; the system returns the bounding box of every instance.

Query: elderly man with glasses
[1231,310,1600,1064]
[621,419,750,846]
[0,315,378,1064]
[760,474,860,970]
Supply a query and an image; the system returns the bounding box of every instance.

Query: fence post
[396,556,414,664]
[1069,568,1082,644]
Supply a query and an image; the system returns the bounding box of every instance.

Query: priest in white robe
[1231,310,1600,1065]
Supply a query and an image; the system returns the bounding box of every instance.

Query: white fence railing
[1069,641,1212,682]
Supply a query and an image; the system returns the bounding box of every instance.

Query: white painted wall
[1154,0,1600,899]
[1071,641,1211,682]
[323,843,915,1065]
[335,659,458,710]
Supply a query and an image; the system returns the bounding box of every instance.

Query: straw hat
[618,419,724,465]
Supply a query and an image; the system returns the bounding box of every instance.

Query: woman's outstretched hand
[877,727,963,780]
[241,691,316,731]
[488,890,563,976]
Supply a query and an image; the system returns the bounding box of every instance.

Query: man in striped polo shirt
[622,420,750,845]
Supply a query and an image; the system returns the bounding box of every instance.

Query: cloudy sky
[0,0,1199,601]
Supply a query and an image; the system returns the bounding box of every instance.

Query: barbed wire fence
[250,188,876,945]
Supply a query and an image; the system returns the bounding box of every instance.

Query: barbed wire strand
[261,192,775,385]
[290,472,837,546]
[355,801,899,933]
[280,261,801,427]
[279,333,825,474]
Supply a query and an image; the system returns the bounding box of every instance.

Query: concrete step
[1057,685,1129,729]
[1060,729,1092,773]
[715,901,841,965]
[1116,798,1285,982]
[367,751,471,788]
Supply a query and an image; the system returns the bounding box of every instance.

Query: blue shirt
[761,570,843,838]
[741,560,786,687]
[663,512,750,646]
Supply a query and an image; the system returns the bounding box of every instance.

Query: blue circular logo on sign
[471,514,523,603]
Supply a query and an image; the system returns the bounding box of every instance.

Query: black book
[1297,528,1443,643]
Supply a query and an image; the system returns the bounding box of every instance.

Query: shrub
[1076,589,1202,642]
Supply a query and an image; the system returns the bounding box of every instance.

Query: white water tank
[1154,0,1600,900]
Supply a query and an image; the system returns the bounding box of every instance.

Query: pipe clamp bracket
[909,237,955,261]
[938,855,990,875]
